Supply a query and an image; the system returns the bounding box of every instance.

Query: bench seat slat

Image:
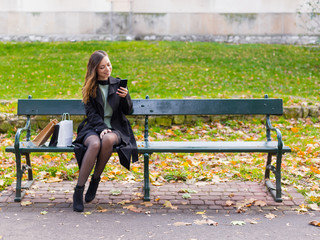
[138,141,291,153]
[6,141,291,154]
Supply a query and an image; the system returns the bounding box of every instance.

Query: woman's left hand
[117,87,128,98]
[100,128,112,139]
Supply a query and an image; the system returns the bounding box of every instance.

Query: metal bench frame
[6,95,291,202]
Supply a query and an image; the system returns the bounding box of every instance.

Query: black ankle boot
[85,176,101,203]
[73,185,84,212]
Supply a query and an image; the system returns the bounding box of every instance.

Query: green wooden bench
[5,95,291,203]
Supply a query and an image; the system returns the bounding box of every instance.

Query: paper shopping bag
[57,113,73,147]
[32,119,59,146]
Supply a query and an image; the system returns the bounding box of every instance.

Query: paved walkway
[0,180,306,214]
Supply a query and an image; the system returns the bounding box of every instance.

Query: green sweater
[98,84,113,129]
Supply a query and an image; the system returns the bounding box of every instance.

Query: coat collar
[95,76,119,111]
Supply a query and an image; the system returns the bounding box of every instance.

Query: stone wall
[1,0,319,44]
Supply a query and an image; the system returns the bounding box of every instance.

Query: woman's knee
[87,138,101,151]
[102,133,117,147]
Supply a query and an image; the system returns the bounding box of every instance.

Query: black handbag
[49,124,60,147]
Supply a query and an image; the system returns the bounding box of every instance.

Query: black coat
[73,76,138,170]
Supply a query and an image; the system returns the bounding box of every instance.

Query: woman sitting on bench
[73,50,138,212]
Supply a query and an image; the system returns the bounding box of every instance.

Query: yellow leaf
[21,201,32,206]
[132,166,139,172]
[196,211,206,215]
[161,161,167,167]
[45,177,63,183]
[163,200,177,210]
[83,211,92,215]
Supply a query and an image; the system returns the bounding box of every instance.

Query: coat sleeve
[85,97,108,132]
[120,91,133,115]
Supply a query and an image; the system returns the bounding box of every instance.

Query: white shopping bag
[57,113,73,147]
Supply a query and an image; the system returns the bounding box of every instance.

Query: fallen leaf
[206,219,219,226]
[194,219,218,226]
[231,220,246,226]
[110,189,122,196]
[152,181,164,186]
[49,197,56,201]
[117,200,131,205]
[308,204,320,211]
[97,206,108,213]
[196,211,206,215]
[82,211,92,215]
[178,188,198,193]
[123,205,143,213]
[236,208,247,213]
[296,204,308,213]
[45,177,63,183]
[254,200,267,207]
[141,202,153,207]
[40,211,48,215]
[21,201,32,206]
[225,200,235,207]
[163,200,178,210]
[182,193,191,199]
[265,213,276,220]
[133,192,144,198]
[309,220,320,227]
[173,222,192,226]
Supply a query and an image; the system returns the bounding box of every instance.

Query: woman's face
[97,56,112,80]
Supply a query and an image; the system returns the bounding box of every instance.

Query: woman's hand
[100,129,112,139]
[117,87,128,98]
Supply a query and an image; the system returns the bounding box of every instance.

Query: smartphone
[119,79,128,88]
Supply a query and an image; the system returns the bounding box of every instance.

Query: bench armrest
[14,116,31,152]
[266,116,283,151]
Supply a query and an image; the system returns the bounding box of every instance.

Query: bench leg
[264,153,272,179]
[14,151,23,202]
[14,153,35,202]
[275,151,283,202]
[143,153,150,201]
[265,152,282,203]
[25,153,33,181]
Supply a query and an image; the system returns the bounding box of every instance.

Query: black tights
[77,133,119,186]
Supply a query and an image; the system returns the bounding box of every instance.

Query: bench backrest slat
[17,98,283,116]
[132,99,283,115]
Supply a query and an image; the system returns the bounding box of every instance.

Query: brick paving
[0,180,306,214]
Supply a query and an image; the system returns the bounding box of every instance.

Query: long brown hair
[82,50,108,104]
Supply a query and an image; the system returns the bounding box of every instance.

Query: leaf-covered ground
[0,116,319,206]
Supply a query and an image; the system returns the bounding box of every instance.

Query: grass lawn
[0,41,319,107]
[0,41,319,207]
